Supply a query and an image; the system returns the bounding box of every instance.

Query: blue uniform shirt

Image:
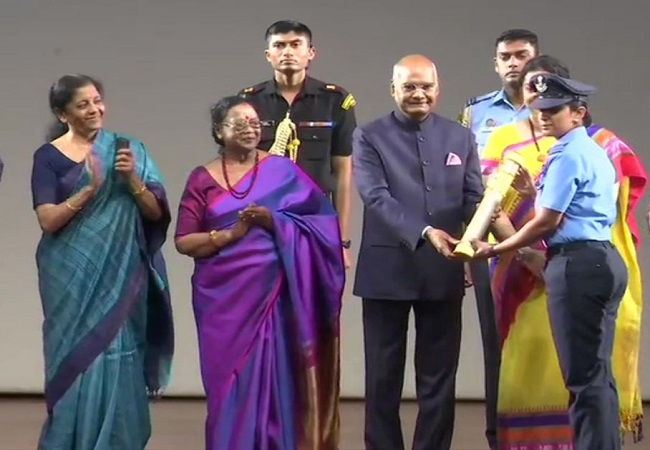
[459,89,530,157]
[537,126,618,246]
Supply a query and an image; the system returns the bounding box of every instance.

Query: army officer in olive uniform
[238,20,357,268]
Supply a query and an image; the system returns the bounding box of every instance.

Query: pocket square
[445,152,462,166]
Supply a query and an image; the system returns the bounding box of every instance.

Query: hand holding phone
[114,138,135,176]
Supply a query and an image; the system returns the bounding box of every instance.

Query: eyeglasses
[222,119,262,132]
[400,83,437,93]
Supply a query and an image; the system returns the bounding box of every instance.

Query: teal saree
[32,130,174,450]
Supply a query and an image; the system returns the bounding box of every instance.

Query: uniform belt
[546,240,613,258]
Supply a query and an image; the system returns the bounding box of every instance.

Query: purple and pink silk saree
[175,155,345,450]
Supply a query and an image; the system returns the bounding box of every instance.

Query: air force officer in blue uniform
[473,73,627,450]
[352,54,484,450]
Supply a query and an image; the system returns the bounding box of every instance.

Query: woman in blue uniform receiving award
[472,73,627,450]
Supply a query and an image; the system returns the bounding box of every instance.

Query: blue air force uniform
[530,73,627,450]
[458,89,530,157]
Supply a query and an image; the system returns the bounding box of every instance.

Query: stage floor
[1,398,647,449]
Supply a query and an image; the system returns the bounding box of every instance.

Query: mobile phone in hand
[114,137,130,179]
[115,137,130,161]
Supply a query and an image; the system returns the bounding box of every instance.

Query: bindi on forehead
[228,108,257,121]
[74,86,100,100]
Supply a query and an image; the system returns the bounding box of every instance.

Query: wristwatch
[341,239,351,249]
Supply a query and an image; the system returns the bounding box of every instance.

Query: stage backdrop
[0,0,648,399]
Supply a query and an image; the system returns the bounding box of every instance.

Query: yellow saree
[481,121,646,450]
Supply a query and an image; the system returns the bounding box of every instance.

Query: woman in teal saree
[30,74,174,450]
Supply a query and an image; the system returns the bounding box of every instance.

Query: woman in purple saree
[175,96,345,450]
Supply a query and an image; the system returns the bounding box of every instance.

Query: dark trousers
[544,241,627,450]
[469,259,500,450]
[362,298,462,450]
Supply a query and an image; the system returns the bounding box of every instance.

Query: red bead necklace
[221,150,259,199]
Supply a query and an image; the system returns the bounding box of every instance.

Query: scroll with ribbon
[453,151,527,258]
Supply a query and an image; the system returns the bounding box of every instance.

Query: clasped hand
[219,203,272,242]
[227,203,273,241]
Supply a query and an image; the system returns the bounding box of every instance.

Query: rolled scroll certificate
[453,151,527,258]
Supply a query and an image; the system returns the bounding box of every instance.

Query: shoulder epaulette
[457,106,471,127]
[463,90,498,107]
[341,92,356,110]
[318,82,356,109]
[238,82,266,97]
[318,83,345,97]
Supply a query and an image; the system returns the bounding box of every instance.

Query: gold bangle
[132,183,148,196]
[65,200,81,212]
[208,230,220,247]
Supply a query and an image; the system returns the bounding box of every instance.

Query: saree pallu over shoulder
[272,168,345,449]
[191,156,344,450]
[37,129,174,413]
[588,124,647,440]
[587,124,648,246]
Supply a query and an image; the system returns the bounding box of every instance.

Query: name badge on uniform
[298,121,334,128]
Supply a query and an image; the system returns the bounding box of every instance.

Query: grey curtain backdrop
[0,0,648,398]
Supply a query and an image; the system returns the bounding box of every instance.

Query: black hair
[495,29,539,51]
[568,100,593,127]
[264,20,312,45]
[519,55,571,85]
[210,96,252,146]
[45,74,104,141]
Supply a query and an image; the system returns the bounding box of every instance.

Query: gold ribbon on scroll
[452,152,527,258]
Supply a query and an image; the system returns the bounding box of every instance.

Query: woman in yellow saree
[482,55,647,449]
